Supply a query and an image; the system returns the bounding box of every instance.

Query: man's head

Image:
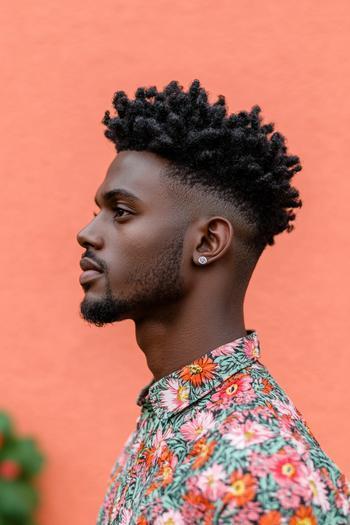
[77,80,302,326]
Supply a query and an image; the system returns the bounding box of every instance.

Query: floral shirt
[96,329,350,524]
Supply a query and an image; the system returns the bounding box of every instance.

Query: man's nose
[76,222,103,249]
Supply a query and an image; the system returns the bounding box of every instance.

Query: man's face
[76,150,189,326]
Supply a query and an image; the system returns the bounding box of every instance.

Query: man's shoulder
[166,362,349,523]
[190,361,322,448]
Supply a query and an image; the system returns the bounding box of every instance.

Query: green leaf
[1,438,45,477]
[0,479,39,519]
[0,413,13,441]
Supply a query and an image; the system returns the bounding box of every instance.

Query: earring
[198,256,208,265]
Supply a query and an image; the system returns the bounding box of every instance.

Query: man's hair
[102,79,302,258]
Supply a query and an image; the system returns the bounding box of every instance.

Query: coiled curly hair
[102,79,302,257]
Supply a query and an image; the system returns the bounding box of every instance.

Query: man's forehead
[106,150,169,179]
[98,150,171,202]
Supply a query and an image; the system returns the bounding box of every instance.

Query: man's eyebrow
[94,188,142,207]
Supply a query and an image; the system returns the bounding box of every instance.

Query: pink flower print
[180,411,215,441]
[120,508,133,525]
[224,419,276,449]
[335,490,350,515]
[243,338,260,359]
[197,463,226,500]
[335,475,350,514]
[132,456,148,482]
[234,500,263,524]
[269,446,309,487]
[284,436,309,460]
[152,427,174,459]
[248,450,271,477]
[155,501,164,514]
[218,410,248,434]
[211,374,256,407]
[130,434,146,457]
[154,509,185,524]
[186,475,199,492]
[160,378,190,411]
[276,485,302,510]
[307,468,330,512]
[181,489,216,523]
[110,489,129,522]
[102,488,117,525]
[249,404,276,423]
[278,413,297,438]
[272,398,299,421]
[211,342,237,357]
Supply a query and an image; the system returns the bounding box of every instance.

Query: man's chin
[80,297,112,326]
[79,296,131,326]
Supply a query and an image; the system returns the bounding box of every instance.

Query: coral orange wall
[1,1,349,523]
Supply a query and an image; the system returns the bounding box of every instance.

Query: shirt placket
[110,406,163,524]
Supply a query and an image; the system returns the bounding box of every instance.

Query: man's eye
[92,208,130,219]
[112,207,130,219]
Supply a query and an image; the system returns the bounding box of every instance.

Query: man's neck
[134,303,246,382]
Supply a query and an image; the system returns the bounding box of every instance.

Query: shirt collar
[136,329,261,421]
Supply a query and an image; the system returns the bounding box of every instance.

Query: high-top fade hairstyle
[102,79,302,262]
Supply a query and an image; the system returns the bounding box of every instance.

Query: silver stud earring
[198,256,208,265]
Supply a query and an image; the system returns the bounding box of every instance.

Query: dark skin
[76,150,248,381]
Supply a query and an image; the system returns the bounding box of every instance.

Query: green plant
[0,411,45,525]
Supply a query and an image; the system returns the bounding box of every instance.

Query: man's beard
[79,231,187,327]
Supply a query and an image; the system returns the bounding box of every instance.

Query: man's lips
[80,257,103,272]
[79,257,104,285]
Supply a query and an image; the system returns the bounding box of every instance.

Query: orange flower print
[265,401,280,418]
[259,510,281,524]
[182,490,216,524]
[180,356,217,386]
[188,438,216,469]
[145,449,177,495]
[288,505,317,525]
[136,517,148,525]
[144,446,156,469]
[135,440,146,464]
[184,491,215,512]
[262,377,273,394]
[222,469,257,506]
[159,447,173,464]
[160,463,173,486]
[158,449,177,487]
[145,480,159,495]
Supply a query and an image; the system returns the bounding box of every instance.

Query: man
[77,80,349,524]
